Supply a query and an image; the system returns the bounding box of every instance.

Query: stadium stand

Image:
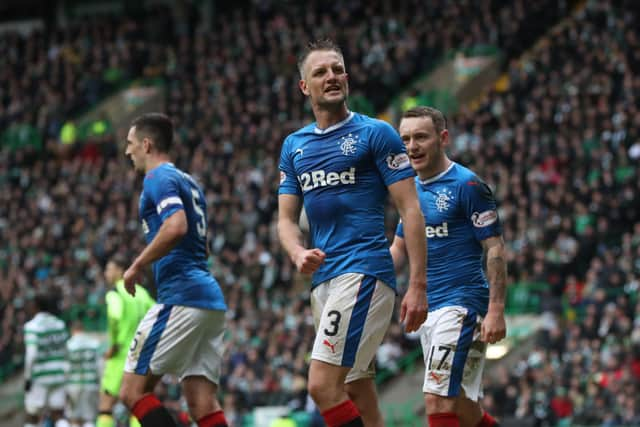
[444,2,640,425]
[5,0,639,426]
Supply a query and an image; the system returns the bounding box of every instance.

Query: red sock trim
[476,411,498,427]
[131,394,162,420]
[321,400,360,427]
[198,410,228,427]
[428,412,460,427]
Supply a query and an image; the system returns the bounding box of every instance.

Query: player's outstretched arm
[123,209,188,295]
[389,235,407,272]
[480,235,507,344]
[388,177,427,332]
[277,194,325,274]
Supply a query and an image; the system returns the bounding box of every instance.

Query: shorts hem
[422,385,480,401]
[345,371,376,383]
[311,354,351,368]
[310,355,375,383]
[179,372,220,385]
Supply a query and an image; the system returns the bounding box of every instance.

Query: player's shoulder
[451,162,476,179]
[147,163,188,188]
[357,115,404,151]
[145,162,179,181]
[105,288,122,304]
[142,163,193,195]
[49,315,67,331]
[23,316,36,330]
[450,163,495,199]
[448,163,484,186]
[280,124,312,158]
[54,314,66,326]
[286,122,317,141]
[32,316,64,334]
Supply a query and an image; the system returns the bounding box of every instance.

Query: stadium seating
[5,0,640,425]
[447,2,640,425]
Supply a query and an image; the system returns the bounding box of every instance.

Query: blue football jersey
[139,163,226,311]
[279,112,414,289]
[396,162,502,316]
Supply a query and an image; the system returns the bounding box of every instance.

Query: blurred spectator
[476,2,640,423]
[14,0,640,424]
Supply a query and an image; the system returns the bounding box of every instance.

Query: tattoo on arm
[487,253,507,305]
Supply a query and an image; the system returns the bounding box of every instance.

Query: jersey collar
[313,111,354,134]
[418,162,456,185]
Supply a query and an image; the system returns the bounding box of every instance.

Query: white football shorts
[420,305,486,401]
[24,383,65,415]
[65,385,99,421]
[125,304,226,384]
[311,273,395,383]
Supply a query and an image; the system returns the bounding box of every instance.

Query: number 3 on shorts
[324,310,342,336]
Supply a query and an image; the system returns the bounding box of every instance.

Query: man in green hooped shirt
[98,255,155,427]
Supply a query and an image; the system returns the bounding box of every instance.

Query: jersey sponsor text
[298,167,356,192]
[425,222,449,238]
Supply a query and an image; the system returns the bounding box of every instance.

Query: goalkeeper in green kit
[98,254,155,427]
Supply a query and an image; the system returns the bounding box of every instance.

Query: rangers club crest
[339,133,359,156]
[434,188,454,212]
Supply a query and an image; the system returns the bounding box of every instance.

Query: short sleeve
[369,121,415,186]
[395,219,405,238]
[278,136,302,196]
[459,177,502,242]
[144,170,184,221]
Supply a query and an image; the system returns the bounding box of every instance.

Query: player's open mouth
[324,86,341,93]
[410,153,425,161]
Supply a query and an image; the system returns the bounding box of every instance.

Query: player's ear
[142,137,152,153]
[299,79,310,96]
[440,129,450,147]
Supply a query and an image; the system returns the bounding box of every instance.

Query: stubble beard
[316,92,348,111]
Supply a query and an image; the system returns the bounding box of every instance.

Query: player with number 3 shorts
[278,39,427,427]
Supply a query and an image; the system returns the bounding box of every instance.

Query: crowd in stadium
[1,0,639,425]
[461,2,640,425]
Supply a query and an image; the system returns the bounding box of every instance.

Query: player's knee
[344,378,376,403]
[118,384,139,409]
[183,391,215,420]
[118,388,130,408]
[307,376,340,406]
[99,390,118,411]
[119,374,147,409]
[424,393,456,414]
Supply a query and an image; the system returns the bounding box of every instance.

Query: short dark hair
[297,38,344,79]
[108,253,127,270]
[34,291,58,314]
[131,113,174,153]
[402,106,447,134]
